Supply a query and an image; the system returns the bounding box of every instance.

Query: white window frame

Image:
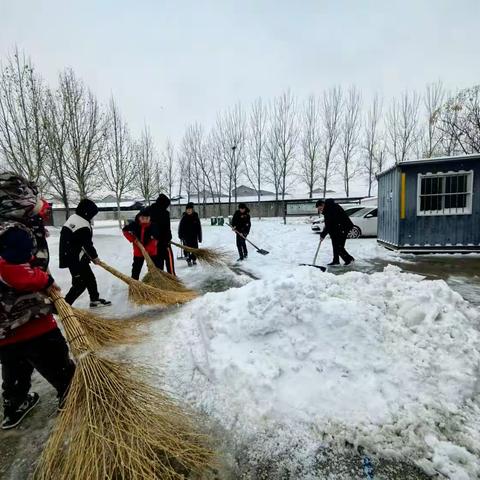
[416,170,474,216]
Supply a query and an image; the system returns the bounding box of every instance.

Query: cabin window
[417,170,473,216]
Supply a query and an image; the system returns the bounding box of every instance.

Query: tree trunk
[116,200,122,229]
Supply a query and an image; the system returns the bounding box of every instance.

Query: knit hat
[76,199,99,221]
[315,199,325,208]
[238,202,247,210]
[156,194,171,209]
[186,202,194,210]
[0,172,40,220]
[0,226,34,264]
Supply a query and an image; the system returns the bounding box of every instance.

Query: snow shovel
[300,237,326,271]
[228,224,269,255]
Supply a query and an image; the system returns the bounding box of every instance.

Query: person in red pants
[149,194,176,275]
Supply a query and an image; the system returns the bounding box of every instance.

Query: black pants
[330,233,353,263]
[183,238,198,263]
[236,234,248,259]
[65,261,100,305]
[131,255,162,280]
[0,328,75,415]
[157,245,176,275]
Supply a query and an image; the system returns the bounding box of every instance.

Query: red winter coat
[0,258,57,347]
[123,222,159,258]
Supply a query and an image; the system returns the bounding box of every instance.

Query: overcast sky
[1,0,479,158]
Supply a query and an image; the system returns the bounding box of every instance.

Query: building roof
[377,153,480,179]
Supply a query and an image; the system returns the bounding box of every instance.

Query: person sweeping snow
[122,207,161,279]
[59,199,111,307]
[316,198,355,266]
[149,193,176,275]
[231,203,251,261]
[178,202,202,267]
[0,173,74,430]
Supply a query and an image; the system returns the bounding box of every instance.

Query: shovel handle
[313,237,323,265]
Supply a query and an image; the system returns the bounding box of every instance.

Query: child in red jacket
[122,207,161,280]
[0,226,75,429]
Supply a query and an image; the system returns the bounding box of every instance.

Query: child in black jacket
[231,203,251,261]
[178,202,202,266]
[59,199,111,307]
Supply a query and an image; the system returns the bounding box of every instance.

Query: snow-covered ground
[2,217,480,479]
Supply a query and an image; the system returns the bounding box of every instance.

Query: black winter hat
[156,194,170,209]
[76,199,99,221]
[0,227,34,264]
[238,202,248,210]
[186,202,195,210]
[139,207,152,217]
[315,199,325,208]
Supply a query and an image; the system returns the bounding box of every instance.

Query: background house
[377,153,480,253]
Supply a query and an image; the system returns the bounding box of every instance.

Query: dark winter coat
[122,213,159,258]
[0,173,56,342]
[231,209,251,236]
[59,199,98,269]
[178,212,202,244]
[320,199,354,239]
[149,194,172,249]
[0,223,55,342]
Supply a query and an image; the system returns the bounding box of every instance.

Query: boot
[2,393,40,430]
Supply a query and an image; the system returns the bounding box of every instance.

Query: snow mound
[149,266,480,478]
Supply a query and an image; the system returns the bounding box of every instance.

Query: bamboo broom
[96,259,197,306]
[71,307,144,349]
[36,288,214,480]
[171,240,228,267]
[134,240,195,294]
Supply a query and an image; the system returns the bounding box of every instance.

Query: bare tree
[300,95,322,199]
[59,69,107,198]
[135,127,156,205]
[387,90,421,164]
[362,94,383,197]
[319,87,343,197]
[340,87,362,197]
[439,86,480,155]
[422,81,445,158]
[0,49,48,189]
[162,140,176,199]
[272,90,299,223]
[100,98,136,227]
[264,120,282,216]
[245,98,268,216]
[214,105,246,214]
[44,87,72,217]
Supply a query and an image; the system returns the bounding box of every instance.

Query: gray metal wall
[400,161,480,247]
[377,168,400,246]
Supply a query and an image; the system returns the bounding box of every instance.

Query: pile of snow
[138,265,480,479]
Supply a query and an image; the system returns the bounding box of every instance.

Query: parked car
[347,206,378,238]
[311,205,365,232]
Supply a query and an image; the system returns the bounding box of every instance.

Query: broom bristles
[171,241,228,267]
[97,260,197,306]
[38,289,215,480]
[135,240,195,293]
[72,307,144,349]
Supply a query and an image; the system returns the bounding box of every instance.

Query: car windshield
[349,208,371,217]
[344,206,364,216]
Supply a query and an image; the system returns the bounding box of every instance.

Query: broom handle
[96,260,135,286]
[171,240,197,253]
[47,286,92,354]
[134,239,157,273]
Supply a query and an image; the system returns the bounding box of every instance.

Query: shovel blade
[256,249,269,255]
[299,263,327,272]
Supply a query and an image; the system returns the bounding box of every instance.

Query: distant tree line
[1,49,479,223]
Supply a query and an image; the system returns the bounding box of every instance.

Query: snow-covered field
[2,217,480,479]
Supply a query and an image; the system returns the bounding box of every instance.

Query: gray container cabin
[377,154,480,253]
